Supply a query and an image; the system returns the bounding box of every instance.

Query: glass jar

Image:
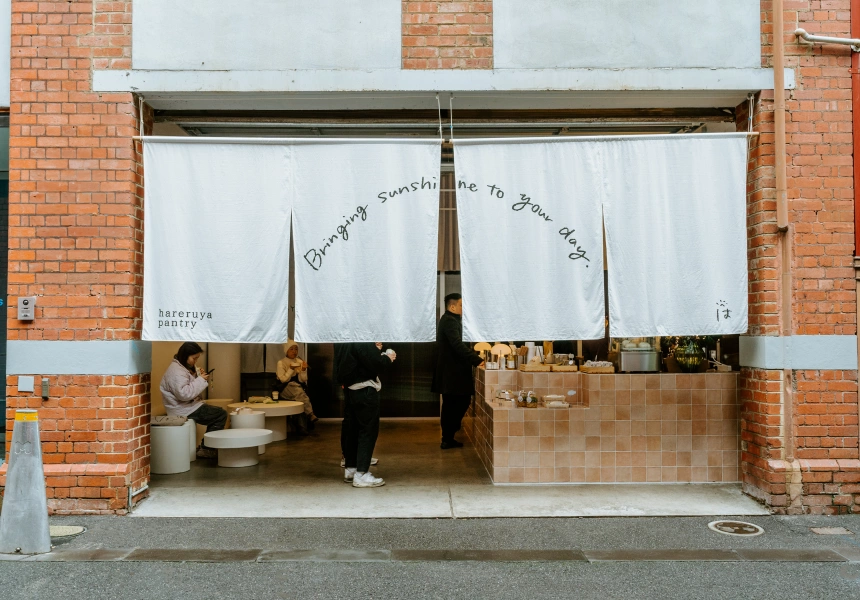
[674,340,706,372]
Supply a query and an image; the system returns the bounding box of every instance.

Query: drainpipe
[773,0,794,465]
[853,0,860,458]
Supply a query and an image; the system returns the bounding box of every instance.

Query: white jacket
[276,357,308,386]
[160,359,208,417]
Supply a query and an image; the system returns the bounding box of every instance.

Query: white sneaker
[352,472,385,488]
[341,457,378,468]
[344,468,356,482]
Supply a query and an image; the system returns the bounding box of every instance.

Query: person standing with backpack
[334,342,396,487]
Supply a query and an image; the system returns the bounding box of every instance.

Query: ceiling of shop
[174,121,723,138]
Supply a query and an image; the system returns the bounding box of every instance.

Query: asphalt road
[4,561,860,600]
[1,515,860,599]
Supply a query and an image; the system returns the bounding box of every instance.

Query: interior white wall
[207,343,241,403]
[132,0,401,71]
[494,0,760,70]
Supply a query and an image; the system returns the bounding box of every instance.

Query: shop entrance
[139,113,763,516]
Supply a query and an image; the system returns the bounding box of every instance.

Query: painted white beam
[7,340,152,376]
[739,335,858,371]
[94,67,791,95]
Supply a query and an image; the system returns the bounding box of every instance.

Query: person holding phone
[160,341,227,459]
[276,340,319,432]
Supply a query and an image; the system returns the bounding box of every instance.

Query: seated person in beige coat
[276,340,318,431]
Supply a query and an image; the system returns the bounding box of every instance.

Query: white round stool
[151,424,191,474]
[187,418,197,462]
[204,429,273,468]
[230,410,267,454]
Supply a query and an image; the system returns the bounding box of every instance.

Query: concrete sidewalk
[134,421,766,518]
[38,514,860,554]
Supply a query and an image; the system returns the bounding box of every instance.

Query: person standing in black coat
[432,293,484,449]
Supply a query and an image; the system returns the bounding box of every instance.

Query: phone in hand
[206,368,216,375]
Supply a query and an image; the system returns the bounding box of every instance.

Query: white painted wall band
[739,335,858,371]
[7,341,153,376]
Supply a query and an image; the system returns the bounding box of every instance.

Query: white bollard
[0,409,51,555]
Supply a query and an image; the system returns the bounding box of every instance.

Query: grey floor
[135,420,767,518]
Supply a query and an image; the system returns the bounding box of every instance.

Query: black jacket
[334,343,393,388]
[431,311,483,395]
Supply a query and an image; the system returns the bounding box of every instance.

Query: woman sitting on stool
[160,341,226,459]
[276,340,319,433]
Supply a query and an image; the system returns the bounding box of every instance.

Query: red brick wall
[739,1,859,514]
[782,2,855,334]
[402,1,493,69]
[794,369,858,460]
[2,0,148,514]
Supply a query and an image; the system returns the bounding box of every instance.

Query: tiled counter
[465,367,740,484]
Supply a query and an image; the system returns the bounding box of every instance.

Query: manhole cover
[49,525,85,538]
[708,520,764,537]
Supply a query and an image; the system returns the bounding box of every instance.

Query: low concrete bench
[203,429,273,468]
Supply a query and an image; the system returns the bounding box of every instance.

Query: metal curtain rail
[132,132,758,142]
[174,121,706,130]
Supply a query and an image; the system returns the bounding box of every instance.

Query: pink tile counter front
[464,367,740,484]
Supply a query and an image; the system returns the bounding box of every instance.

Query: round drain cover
[49,525,85,538]
[708,520,764,537]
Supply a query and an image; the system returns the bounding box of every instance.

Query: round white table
[203,429,273,468]
[227,401,303,442]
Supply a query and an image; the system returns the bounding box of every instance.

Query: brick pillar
[402,1,493,69]
[1,0,150,514]
[738,2,859,514]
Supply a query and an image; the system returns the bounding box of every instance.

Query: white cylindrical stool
[151,425,191,474]
[227,402,303,442]
[204,429,273,468]
[230,411,267,454]
[187,419,196,462]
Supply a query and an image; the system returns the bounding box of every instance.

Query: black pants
[340,387,381,473]
[441,394,472,441]
[188,403,228,448]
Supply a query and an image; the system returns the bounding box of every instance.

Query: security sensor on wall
[17,296,36,321]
